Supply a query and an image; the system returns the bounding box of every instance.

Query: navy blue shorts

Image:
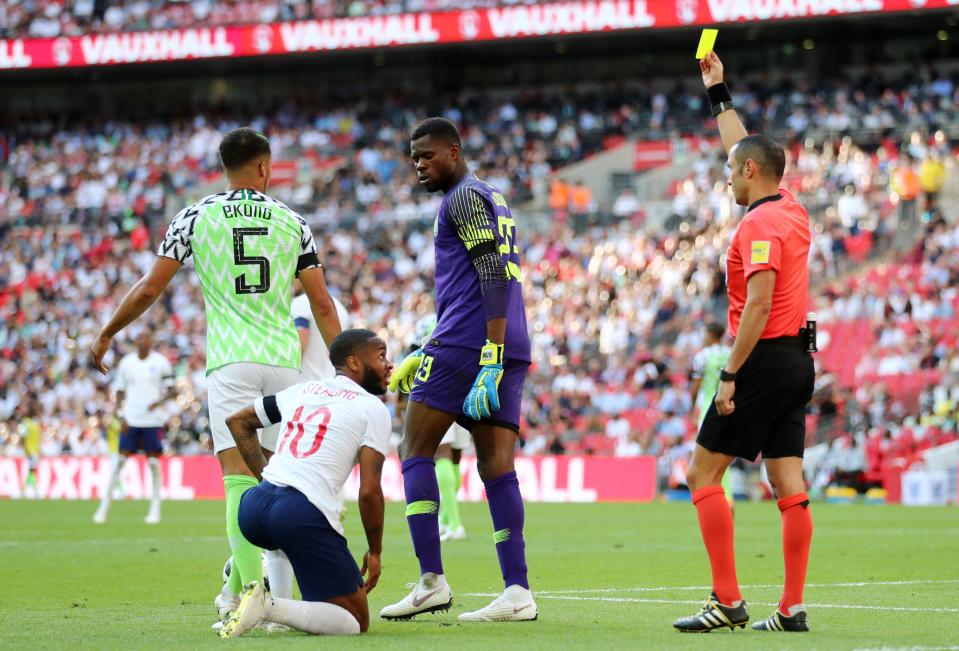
[119,427,164,454]
[409,344,529,432]
[238,481,363,601]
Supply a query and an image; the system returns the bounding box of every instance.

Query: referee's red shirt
[726,189,810,339]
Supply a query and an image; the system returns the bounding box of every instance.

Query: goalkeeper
[379,117,536,623]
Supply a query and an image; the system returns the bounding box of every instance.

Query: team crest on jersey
[750,241,770,265]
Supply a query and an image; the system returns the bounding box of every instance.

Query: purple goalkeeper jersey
[430,174,531,362]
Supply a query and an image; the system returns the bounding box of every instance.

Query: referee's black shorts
[697,336,815,461]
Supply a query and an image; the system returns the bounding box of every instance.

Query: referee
[672,51,815,634]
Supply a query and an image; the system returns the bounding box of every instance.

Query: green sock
[25,470,36,489]
[436,459,463,531]
[448,463,463,530]
[224,475,260,593]
[435,459,456,530]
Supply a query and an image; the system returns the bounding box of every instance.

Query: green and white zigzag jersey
[158,189,320,373]
[692,343,731,426]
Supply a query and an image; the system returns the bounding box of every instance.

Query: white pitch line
[530,578,959,595]
[461,593,959,614]
[0,535,223,547]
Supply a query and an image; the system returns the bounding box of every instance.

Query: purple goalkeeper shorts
[409,344,529,433]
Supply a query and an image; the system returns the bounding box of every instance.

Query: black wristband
[711,101,735,118]
[719,368,737,382]
[706,82,732,106]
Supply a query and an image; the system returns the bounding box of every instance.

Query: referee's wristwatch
[719,368,737,382]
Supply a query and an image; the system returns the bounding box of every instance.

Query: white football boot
[144,507,160,525]
[92,505,108,524]
[380,573,453,620]
[458,585,538,622]
[440,526,467,542]
[214,591,240,622]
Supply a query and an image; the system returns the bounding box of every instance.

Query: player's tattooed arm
[226,406,269,480]
[358,447,384,592]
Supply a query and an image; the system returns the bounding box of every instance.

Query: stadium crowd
[1,67,957,493]
[4,67,957,229]
[3,0,551,37]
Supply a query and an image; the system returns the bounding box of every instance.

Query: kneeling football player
[218,329,392,637]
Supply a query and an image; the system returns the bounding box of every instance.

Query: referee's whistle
[804,312,818,353]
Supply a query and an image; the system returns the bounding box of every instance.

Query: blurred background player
[436,423,470,542]
[18,399,42,499]
[292,281,351,383]
[674,51,816,634]
[88,128,342,623]
[220,329,392,637]
[382,118,536,623]
[689,322,734,508]
[93,329,174,524]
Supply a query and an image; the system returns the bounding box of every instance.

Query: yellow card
[696,29,718,59]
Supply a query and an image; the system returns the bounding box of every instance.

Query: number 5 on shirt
[276,405,331,458]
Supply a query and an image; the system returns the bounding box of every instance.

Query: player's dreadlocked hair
[733,134,786,180]
[410,117,461,146]
[330,328,380,368]
[219,127,271,171]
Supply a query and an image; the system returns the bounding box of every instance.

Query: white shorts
[207,362,300,453]
[440,423,471,450]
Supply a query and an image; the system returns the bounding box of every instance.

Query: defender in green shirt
[90,128,342,620]
[690,322,734,506]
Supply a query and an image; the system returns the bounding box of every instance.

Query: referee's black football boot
[751,607,809,632]
[673,592,749,633]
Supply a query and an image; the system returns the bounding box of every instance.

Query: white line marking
[853,647,959,651]
[461,593,959,614]
[0,535,223,547]
[531,579,959,595]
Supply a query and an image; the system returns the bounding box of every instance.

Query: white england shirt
[291,294,350,381]
[112,351,174,428]
[255,375,391,534]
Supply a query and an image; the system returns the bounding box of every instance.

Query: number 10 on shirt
[276,406,331,458]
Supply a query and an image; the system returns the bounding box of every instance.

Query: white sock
[148,457,162,513]
[266,549,294,600]
[266,598,360,635]
[99,454,124,512]
[420,572,446,589]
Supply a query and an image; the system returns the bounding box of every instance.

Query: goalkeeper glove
[462,341,504,420]
[388,348,424,393]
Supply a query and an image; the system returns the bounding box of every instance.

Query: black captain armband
[255,395,283,427]
[296,252,322,272]
[706,83,734,117]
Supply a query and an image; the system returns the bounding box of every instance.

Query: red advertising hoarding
[634,141,674,171]
[0,0,952,71]
[0,454,658,502]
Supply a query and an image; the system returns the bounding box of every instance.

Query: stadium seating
[1,62,957,479]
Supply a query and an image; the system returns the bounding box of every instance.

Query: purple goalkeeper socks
[485,470,530,590]
[402,456,444,576]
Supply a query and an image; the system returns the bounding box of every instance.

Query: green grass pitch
[2,499,957,650]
